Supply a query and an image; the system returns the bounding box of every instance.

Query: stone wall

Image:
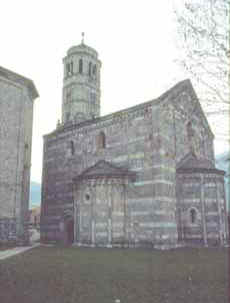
[74,178,127,246]
[176,172,227,245]
[0,218,17,242]
[0,68,37,241]
[0,78,24,220]
[41,90,177,245]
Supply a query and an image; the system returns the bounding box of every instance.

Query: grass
[0,246,229,303]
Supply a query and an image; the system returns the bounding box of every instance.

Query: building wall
[42,98,179,245]
[74,178,127,246]
[0,76,34,239]
[159,88,215,165]
[176,172,227,245]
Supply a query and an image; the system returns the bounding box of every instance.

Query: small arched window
[70,140,75,155]
[97,131,106,149]
[66,63,70,76]
[187,121,194,139]
[88,62,92,76]
[190,208,197,224]
[93,64,97,76]
[70,61,73,74]
[79,59,83,74]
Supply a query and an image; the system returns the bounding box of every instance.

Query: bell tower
[62,33,101,124]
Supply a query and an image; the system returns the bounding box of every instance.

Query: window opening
[88,62,92,76]
[190,208,197,224]
[93,64,97,76]
[70,141,75,155]
[187,121,194,139]
[79,59,83,73]
[97,131,106,149]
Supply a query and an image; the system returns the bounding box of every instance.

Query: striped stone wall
[176,173,228,245]
[74,178,127,246]
[41,100,179,246]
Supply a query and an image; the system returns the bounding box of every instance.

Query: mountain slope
[29,181,41,209]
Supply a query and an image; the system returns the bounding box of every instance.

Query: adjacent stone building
[0,66,38,243]
[41,40,228,248]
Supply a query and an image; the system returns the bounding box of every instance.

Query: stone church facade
[0,66,38,243]
[41,40,228,248]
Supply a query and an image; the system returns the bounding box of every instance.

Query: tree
[174,0,229,142]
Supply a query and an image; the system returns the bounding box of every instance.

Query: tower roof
[66,33,98,58]
[67,42,98,58]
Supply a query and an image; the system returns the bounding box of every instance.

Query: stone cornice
[177,167,225,175]
[0,66,39,100]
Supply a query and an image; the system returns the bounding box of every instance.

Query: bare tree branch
[174,0,229,143]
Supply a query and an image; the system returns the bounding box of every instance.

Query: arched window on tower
[97,131,106,149]
[190,208,197,224]
[66,63,70,76]
[93,64,97,76]
[70,61,73,74]
[88,62,92,77]
[66,91,72,103]
[79,59,83,74]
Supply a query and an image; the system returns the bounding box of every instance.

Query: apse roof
[73,160,136,181]
[177,152,225,175]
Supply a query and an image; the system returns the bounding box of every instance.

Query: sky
[1,0,229,183]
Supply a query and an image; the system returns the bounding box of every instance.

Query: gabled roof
[157,79,214,139]
[46,79,213,141]
[0,66,39,100]
[177,152,225,175]
[73,160,136,181]
[177,152,214,170]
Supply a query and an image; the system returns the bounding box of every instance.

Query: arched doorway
[60,213,74,245]
[66,218,74,244]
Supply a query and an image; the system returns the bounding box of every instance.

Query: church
[41,38,228,248]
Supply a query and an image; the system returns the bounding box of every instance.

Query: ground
[0,246,228,303]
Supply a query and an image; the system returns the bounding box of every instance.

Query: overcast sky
[1,0,228,183]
